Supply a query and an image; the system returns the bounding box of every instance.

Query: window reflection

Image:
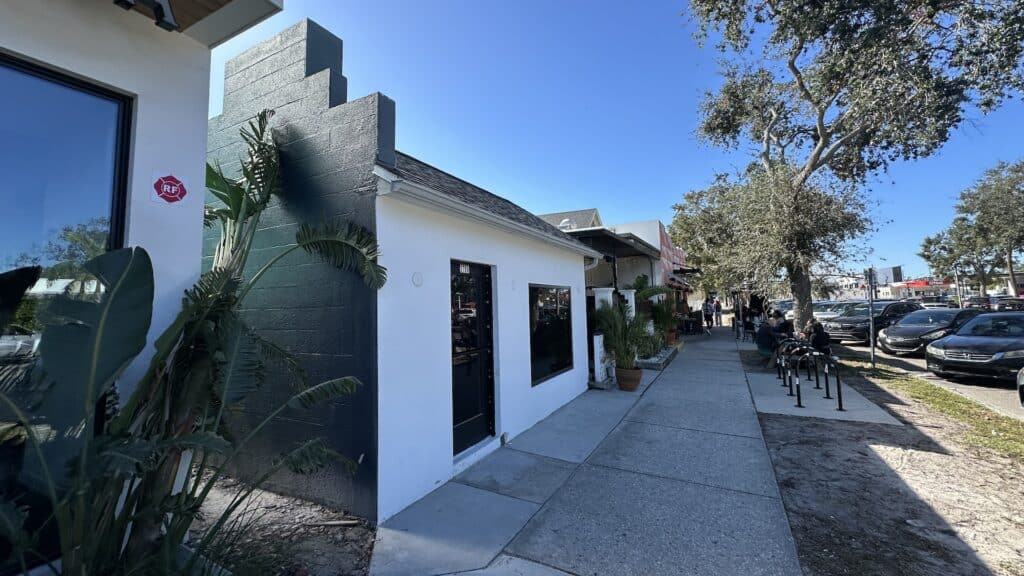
[0,55,127,571]
[529,285,573,384]
[1,58,123,344]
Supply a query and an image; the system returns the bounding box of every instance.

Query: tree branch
[815,124,867,170]
[787,42,833,186]
[760,108,779,173]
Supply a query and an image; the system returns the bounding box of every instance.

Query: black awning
[567,228,660,259]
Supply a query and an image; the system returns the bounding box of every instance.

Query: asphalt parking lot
[840,342,1024,421]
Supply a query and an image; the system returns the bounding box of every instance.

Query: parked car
[823,301,923,344]
[994,298,1024,311]
[0,325,40,359]
[877,308,982,356]
[815,301,861,322]
[926,312,1024,381]
[962,296,993,310]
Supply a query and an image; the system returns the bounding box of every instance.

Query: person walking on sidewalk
[713,298,723,326]
[702,298,715,331]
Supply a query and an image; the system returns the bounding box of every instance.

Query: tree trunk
[787,263,814,329]
[1007,249,1018,297]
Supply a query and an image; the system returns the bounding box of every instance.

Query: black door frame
[450,260,496,455]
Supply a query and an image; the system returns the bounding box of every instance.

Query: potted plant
[594,301,649,391]
[651,299,677,344]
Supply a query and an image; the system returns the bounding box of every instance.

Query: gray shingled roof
[538,209,601,229]
[389,152,595,253]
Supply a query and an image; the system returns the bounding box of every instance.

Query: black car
[962,296,992,310]
[823,301,923,344]
[877,308,982,356]
[994,298,1024,311]
[926,312,1024,381]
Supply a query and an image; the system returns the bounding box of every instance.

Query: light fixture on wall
[412,272,423,287]
[113,0,179,31]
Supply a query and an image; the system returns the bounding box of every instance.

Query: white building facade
[1,0,281,388]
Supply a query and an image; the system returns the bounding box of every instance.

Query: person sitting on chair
[809,321,831,355]
[771,311,794,340]
[756,317,778,367]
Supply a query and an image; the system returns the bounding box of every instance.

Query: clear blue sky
[209,0,1024,279]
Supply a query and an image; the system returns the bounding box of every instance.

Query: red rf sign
[153,175,187,203]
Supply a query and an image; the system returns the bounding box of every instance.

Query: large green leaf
[94,436,158,474]
[295,221,388,289]
[214,315,264,406]
[205,162,245,219]
[164,431,231,455]
[286,377,359,410]
[278,437,338,475]
[250,331,307,391]
[38,247,153,423]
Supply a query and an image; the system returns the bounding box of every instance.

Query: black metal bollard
[787,358,795,396]
[813,354,821,389]
[795,371,804,408]
[777,354,784,380]
[834,361,845,411]
[823,358,832,399]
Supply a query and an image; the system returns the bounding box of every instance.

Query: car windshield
[898,310,958,326]
[839,302,888,316]
[773,301,793,311]
[812,302,834,312]
[956,314,1024,337]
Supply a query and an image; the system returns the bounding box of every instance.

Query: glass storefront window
[0,53,130,571]
[529,285,573,384]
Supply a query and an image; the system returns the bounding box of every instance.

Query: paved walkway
[736,339,903,425]
[369,329,801,576]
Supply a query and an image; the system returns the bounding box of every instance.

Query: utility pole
[952,264,962,306]
[866,267,876,368]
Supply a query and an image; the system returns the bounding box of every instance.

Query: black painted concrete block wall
[205,19,395,520]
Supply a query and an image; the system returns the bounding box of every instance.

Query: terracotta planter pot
[615,367,643,391]
[664,330,677,345]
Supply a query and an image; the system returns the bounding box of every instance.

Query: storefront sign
[153,174,187,203]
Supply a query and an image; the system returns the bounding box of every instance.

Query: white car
[815,301,861,322]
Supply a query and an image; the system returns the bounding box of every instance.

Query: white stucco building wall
[610,221,663,252]
[374,196,591,521]
[1,0,212,390]
[2,0,280,393]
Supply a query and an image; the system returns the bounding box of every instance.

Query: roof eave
[373,165,602,261]
[184,0,284,48]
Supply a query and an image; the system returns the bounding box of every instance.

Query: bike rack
[780,345,845,411]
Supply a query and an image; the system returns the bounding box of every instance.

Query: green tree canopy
[958,160,1024,294]
[919,216,1002,295]
[686,0,1024,323]
[671,168,870,302]
[920,160,1024,295]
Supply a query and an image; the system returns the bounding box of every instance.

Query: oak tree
[957,160,1024,295]
[688,0,1024,324]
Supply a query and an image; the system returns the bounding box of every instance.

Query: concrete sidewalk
[370,329,801,576]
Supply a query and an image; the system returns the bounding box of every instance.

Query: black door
[451,260,495,454]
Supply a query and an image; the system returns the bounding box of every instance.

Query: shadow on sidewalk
[739,350,998,575]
